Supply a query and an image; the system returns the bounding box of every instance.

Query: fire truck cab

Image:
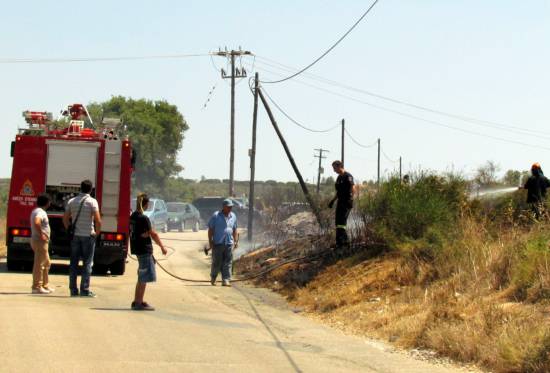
[6,104,133,275]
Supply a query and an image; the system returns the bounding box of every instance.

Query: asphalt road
[0,231,464,373]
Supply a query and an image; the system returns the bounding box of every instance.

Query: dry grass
[241,215,550,373]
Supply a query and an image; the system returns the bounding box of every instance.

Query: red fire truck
[6,104,133,275]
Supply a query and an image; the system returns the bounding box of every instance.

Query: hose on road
[145,239,378,284]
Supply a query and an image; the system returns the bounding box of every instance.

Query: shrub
[358,173,468,260]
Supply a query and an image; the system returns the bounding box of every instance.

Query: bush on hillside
[358,173,468,261]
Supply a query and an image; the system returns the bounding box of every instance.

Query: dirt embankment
[236,240,550,373]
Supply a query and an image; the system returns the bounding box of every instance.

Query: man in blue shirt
[208,199,238,286]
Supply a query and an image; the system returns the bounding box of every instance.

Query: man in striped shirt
[63,180,102,297]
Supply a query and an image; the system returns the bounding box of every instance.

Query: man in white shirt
[30,194,53,294]
[63,180,101,297]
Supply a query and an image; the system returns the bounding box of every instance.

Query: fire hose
[127,239,379,284]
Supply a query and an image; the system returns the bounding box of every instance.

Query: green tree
[502,169,522,186]
[87,96,189,192]
[474,161,500,187]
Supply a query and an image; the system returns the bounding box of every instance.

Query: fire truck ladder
[101,141,122,232]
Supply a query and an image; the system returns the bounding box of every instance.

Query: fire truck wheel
[92,264,108,275]
[193,221,200,232]
[178,221,184,232]
[110,259,126,276]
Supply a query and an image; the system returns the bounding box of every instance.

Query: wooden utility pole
[377,138,381,186]
[341,118,345,165]
[215,47,252,197]
[247,73,259,242]
[314,148,329,194]
[399,156,402,180]
[257,88,323,227]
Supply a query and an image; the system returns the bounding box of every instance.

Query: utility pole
[341,118,345,165]
[214,47,252,196]
[399,156,402,180]
[247,72,259,242]
[314,148,329,194]
[377,138,381,187]
[257,88,323,227]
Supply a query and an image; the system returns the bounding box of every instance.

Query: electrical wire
[261,87,341,133]
[255,56,550,139]
[201,83,218,110]
[0,53,210,64]
[250,63,550,151]
[381,148,399,163]
[210,54,253,87]
[260,0,380,84]
[344,128,377,148]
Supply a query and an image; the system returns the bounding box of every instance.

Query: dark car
[166,202,201,232]
[192,196,264,230]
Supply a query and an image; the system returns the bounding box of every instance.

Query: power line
[254,56,550,139]
[344,128,377,148]
[0,53,210,64]
[260,0,380,84]
[381,147,398,163]
[201,83,218,110]
[261,87,341,133]
[249,63,550,151]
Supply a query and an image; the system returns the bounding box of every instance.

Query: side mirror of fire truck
[10,141,15,157]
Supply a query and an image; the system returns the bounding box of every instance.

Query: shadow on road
[90,307,132,312]
[234,286,303,373]
[0,292,71,298]
[0,261,116,277]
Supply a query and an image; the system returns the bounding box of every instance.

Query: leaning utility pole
[314,148,329,194]
[257,88,323,227]
[377,138,381,186]
[341,118,345,165]
[247,72,259,242]
[214,47,252,196]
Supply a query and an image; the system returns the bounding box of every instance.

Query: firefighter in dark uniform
[328,160,356,248]
[520,163,550,219]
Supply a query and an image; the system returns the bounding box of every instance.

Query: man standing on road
[328,160,356,249]
[30,193,54,294]
[208,199,238,287]
[129,193,167,311]
[521,163,550,219]
[63,180,101,297]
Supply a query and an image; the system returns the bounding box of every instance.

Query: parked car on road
[193,196,262,229]
[131,198,168,233]
[166,202,201,232]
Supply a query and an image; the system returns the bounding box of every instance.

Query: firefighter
[520,163,550,219]
[328,160,356,248]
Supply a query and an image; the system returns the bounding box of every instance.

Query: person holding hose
[129,193,167,311]
[208,199,238,287]
[328,160,356,249]
[521,163,550,219]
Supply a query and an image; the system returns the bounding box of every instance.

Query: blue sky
[1,1,549,183]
